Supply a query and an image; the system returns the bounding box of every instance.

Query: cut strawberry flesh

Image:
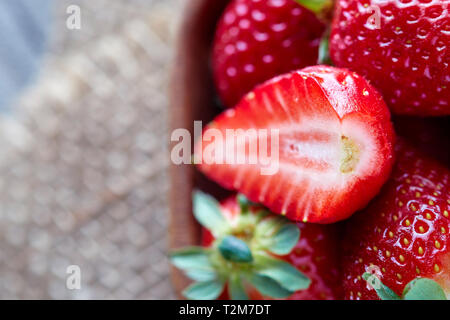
[196,66,395,223]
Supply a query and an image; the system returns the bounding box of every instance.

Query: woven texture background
[0,0,181,299]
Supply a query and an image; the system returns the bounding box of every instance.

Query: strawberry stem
[237,194,252,215]
[218,235,253,263]
[362,273,447,300]
[362,272,400,300]
[318,29,332,65]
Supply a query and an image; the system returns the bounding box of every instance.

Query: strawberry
[342,141,450,300]
[394,116,450,166]
[171,192,341,300]
[212,0,326,108]
[195,66,395,223]
[329,0,450,116]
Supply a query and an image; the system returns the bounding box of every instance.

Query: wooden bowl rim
[167,0,228,298]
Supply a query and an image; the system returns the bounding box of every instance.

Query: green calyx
[295,0,334,67]
[362,272,447,300]
[294,0,333,16]
[218,236,253,263]
[170,191,310,300]
[318,29,332,65]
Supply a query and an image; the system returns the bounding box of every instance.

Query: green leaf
[403,278,447,300]
[229,275,249,300]
[255,254,310,292]
[169,247,214,271]
[218,236,253,263]
[256,216,286,239]
[266,224,300,255]
[362,273,401,300]
[185,270,218,282]
[294,0,332,14]
[183,280,225,300]
[248,274,293,299]
[193,191,227,234]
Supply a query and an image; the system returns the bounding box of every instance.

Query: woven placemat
[0,0,181,299]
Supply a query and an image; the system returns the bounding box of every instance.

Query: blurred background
[0,0,182,299]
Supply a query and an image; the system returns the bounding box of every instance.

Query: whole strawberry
[330,0,450,116]
[394,116,450,166]
[342,141,450,300]
[172,193,341,300]
[212,0,326,107]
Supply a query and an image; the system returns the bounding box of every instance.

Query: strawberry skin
[394,116,450,166]
[202,196,342,300]
[196,66,395,223]
[330,0,450,116]
[342,141,450,300]
[212,0,326,107]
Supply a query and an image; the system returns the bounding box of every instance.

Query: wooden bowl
[168,0,230,298]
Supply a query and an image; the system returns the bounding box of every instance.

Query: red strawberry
[394,116,450,166]
[172,193,341,300]
[342,141,450,300]
[329,0,450,116]
[212,0,326,107]
[195,66,395,223]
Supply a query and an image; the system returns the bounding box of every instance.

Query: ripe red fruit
[195,66,395,223]
[329,0,450,116]
[394,116,450,166]
[212,0,326,107]
[342,141,450,300]
[198,194,342,300]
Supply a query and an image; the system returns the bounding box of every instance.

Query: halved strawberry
[195,66,395,223]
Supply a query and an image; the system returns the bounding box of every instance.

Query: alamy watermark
[171,121,280,175]
[66,265,81,290]
[364,265,382,290]
[366,5,381,30]
[66,5,81,30]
